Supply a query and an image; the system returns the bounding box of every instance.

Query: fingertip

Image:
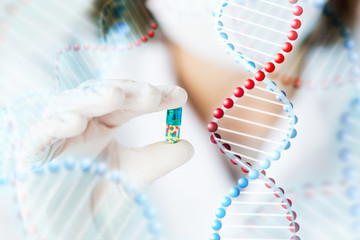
[118,139,195,185]
[158,85,188,110]
[167,139,195,162]
[56,112,88,139]
[142,139,194,183]
[172,86,188,103]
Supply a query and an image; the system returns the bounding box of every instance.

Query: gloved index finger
[45,80,188,119]
[151,84,188,112]
[43,83,125,119]
[91,79,188,113]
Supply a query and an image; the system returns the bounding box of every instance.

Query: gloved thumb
[114,140,194,185]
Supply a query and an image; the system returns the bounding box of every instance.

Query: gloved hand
[11,79,194,239]
[20,79,194,185]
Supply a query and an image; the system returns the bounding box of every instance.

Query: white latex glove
[9,79,194,239]
[20,79,194,185]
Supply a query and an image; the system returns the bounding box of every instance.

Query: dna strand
[338,96,360,240]
[52,41,143,91]
[0,107,17,178]
[213,0,303,76]
[52,44,110,91]
[6,159,164,240]
[270,2,360,90]
[0,93,55,178]
[208,79,297,175]
[0,94,165,240]
[208,1,303,238]
[0,173,26,240]
[0,0,61,98]
[99,0,158,47]
[0,0,103,96]
[54,0,158,90]
[286,180,353,239]
[208,0,302,173]
[211,171,300,240]
[334,5,360,237]
[0,0,158,92]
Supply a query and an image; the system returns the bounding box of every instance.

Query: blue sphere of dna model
[338,96,360,240]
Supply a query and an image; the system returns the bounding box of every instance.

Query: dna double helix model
[0,1,164,239]
[0,158,164,240]
[338,96,360,240]
[334,6,360,238]
[268,1,360,91]
[2,0,360,239]
[207,0,360,239]
[207,1,303,239]
[286,180,353,239]
[53,0,158,91]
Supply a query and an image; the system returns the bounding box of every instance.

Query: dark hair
[328,0,358,26]
[90,0,149,35]
[307,0,359,45]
